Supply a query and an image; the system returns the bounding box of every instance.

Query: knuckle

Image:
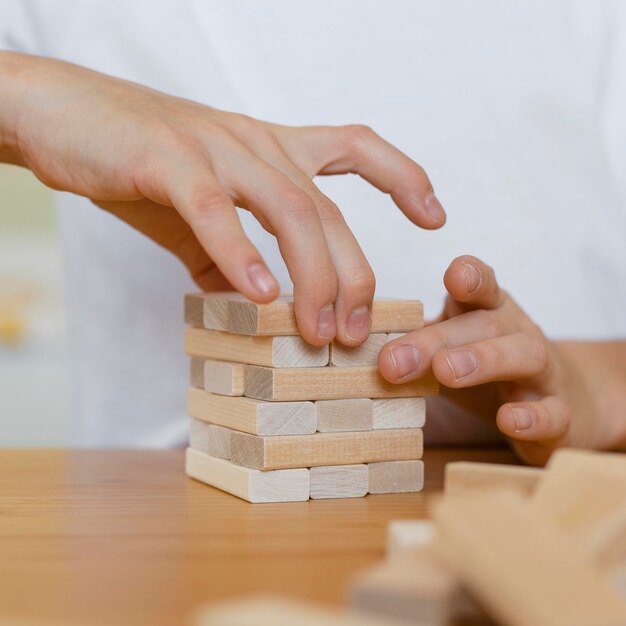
[189,188,229,220]
[340,123,376,148]
[341,265,376,294]
[282,188,317,221]
[474,309,503,337]
[528,333,550,376]
[314,196,343,224]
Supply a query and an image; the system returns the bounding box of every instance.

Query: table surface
[0,447,519,626]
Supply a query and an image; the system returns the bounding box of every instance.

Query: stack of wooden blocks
[183,292,439,503]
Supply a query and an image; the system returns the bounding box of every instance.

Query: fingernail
[346,305,370,341]
[464,263,481,293]
[389,344,421,379]
[424,192,446,225]
[318,304,336,339]
[512,406,535,432]
[247,263,275,295]
[445,349,478,379]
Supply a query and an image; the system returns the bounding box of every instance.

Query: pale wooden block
[531,449,626,570]
[309,465,368,499]
[329,334,387,367]
[225,298,424,336]
[185,292,247,330]
[387,332,407,341]
[189,418,232,460]
[433,491,626,626]
[348,551,480,626]
[230,429,423,471]
[190,356,205,388]
[185,327,329,368]
[316,399,373,432]
[387,520,436,560]
[188,388,316,436]
[244,365,439,401]
[368,460,424,494]
[186,448,309,503]
[203,359,245,396]
[192,595,399,626]
[372,397,426,429]
[444,461,543,498]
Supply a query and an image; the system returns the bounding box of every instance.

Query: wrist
[0,51,36,166]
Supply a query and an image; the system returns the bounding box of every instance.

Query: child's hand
[379,255,626,465]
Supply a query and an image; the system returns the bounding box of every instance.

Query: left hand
[378,255,602,465]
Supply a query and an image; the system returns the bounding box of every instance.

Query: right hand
[1,52,446,346]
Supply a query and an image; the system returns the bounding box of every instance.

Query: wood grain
[244,365,439,401]
[0,448,520,626]
[230,429,423,471]
[329,335,387,367]
[190,357,245,395]
[315,399,373,432]
[189,419,232,460]
[371,398,426,429]
[185,292,247,330]
[185,327,329,368]
[433,491,626,626]
[309,465,369,500]
[226,298,424,336]
[444,461,543,498]
[368,460,424,494]
[188,388,316,436]
[186,448,310,503]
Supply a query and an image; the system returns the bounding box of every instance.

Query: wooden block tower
[183,293,438,503]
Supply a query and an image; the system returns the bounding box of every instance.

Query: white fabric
[1,0,625,446]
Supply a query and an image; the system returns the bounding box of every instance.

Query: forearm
[555,340,626,451]
[0,51,33,166]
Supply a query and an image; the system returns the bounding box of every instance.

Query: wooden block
[192,595,399,626]
[185,292,247,330]
[387,520,435,560]
[190,356,205,388]
[348,551,479,626]
[189,419,232,460]
[368,460,424,494]
[230,429,423,471]
[315,399,373,432]
[329,334,387,367]
[186,448,309,503]
[387,332,407,341]
[204,359,245,396]
[433,491,626,626]
[188,388,316,436]
[185,327,329,368]
[372,398,426,429]
[244,365,439,401]
[444,461,543,498]
[309,465,368,499]
[531,449,626,570]
[225,298,424,336]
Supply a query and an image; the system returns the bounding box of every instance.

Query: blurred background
[0,164,70,445]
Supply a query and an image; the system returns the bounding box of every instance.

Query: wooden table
[0,447,519,626]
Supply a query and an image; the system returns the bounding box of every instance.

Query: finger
[431,332,550,388]
[272,124,446,229]
[217,149,339,346]
[443,255,506,311]
[232,132,376,346]
[379,308,511,383]
[167,163,280,302]
[496,396,571,443]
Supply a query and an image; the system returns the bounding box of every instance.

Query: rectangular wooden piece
[185,448,309,503]
[309,465,368,499]
[372,398,426,429]
[185,327,329,368]
[188,388,316,436]
[190,419,232,460]
[244,365,439,401]
[369,460,424,494]
[315,399,373,432]
[329,334,387,367]
[230,428,423,471]
[433,491,626,626]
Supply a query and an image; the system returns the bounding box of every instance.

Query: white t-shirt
[2,0,625,447]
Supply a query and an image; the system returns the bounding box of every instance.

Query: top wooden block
[185,292,423,335]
